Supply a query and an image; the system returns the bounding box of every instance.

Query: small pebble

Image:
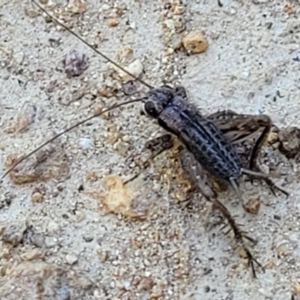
[66,253,79,265]
[99,251,108,262]
[182,30,208,54]
[258,288,273,298]
[137,277,154,291]
[122,135,130,142]
[266,132,279,146]
[129,22,136,30]
[56,287,71,300]
[108,18,119,27]
[284,3,295,15]
[2,221,27,246]
[75,210,86,222]
[238,246,248,259]
[101,4,110,11]
[86,171,98,181]
[83,234,94,242]
[173,4,185,15]
[278,127,300,158]
[170,34,182,50]
[63,50,88,77]
[113,140,130,156]
[45,236,58,248]
[47,221,60,234]
[66,0,87,14]
[116,59,143,82]
[31,192,43,203]
[244,197,260,214]
[30,233,45,248]
[122,80,137,96]
[164,19,175,31]
[79,138,94,149]
[173,15,185,32]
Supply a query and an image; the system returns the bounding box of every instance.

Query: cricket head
[143,86,175,118]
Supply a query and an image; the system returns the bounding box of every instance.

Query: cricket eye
[144,101,159,118]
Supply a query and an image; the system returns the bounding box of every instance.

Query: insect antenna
[31,0,153,90]
[1,97,144,182]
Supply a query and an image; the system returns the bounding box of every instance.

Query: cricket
[1,0,294,293]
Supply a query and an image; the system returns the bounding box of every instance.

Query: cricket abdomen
[183,118,242,181]
[158,104,243,182]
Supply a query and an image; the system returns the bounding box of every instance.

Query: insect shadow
[2,0,289,278]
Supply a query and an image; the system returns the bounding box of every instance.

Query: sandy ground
[1,0,300,299]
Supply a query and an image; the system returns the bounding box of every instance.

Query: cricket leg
[211,197,263,278]
[179,148,264,277]
[234,115,289,197]
[209,111,288,196]
[124,134,174,184]
[207,111,269,145]
[179,147,217,200]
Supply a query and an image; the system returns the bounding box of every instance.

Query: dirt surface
[1,0,300,299]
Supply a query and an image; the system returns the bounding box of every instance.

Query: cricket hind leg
[240,115,289,197]
[212,198,263,278]
[179,148,264,277]
[241,167,288,196]
[124,134,174,184]
[209,111,288,197]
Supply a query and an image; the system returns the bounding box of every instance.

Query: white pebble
[66,253,78,265]
[258,288,273,298]
[79,138,94,149]
[101,4,110,11]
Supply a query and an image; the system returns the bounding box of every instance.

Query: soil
[1,1,300,299]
